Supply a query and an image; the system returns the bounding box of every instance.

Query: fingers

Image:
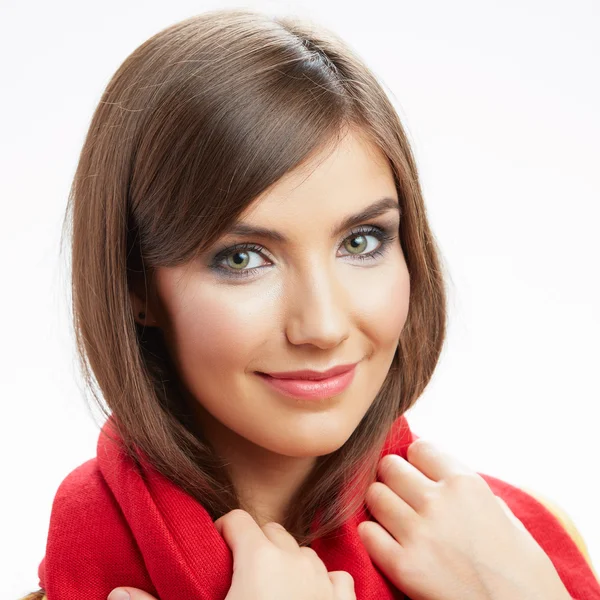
[375,440,475,512]
[406,439,473,482]
[299,545,331,578]
[215,509,269,555]
[215,509,300,554]
[356,520,404,591]
[107,588,157,600]
[364,482,415,540]
[377,453,436,511]
[262,520,301,552]
[213,510,355,598]
[329,570,356,599]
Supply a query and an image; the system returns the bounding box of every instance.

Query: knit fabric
[38,415,600,599]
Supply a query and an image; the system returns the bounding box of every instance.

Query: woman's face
[135,129,410,459]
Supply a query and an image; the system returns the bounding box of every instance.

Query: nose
[284,261,351,350]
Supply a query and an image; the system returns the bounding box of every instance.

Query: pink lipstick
[256,362,358,400]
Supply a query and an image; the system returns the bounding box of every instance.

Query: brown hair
[60,7,447,546]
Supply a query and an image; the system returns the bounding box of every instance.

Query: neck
[191,401,317,527]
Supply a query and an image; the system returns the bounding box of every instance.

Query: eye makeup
[207,221,399,280]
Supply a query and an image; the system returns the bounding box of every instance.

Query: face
[133,129,410,460]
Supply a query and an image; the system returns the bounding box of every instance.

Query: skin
[130,127,410,526]
[108,442,573,600]
[121,129,573,599]
[357,440,572,600]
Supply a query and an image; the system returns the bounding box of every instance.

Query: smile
[255,364,357,400]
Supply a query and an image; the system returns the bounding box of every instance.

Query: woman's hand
[107,508,355,600]
[108,590,155,600]
[357,439,572,600]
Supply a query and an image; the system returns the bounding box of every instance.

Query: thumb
[329,571,356,599]
[108,588,159,600]
[214,515,224,535]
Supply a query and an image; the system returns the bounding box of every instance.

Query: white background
[1,0,598,596]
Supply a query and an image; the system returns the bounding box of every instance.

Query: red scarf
[38,415,600,599]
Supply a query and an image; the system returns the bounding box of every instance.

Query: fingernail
[108,589,130,600]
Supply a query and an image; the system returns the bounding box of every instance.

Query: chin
[258,421,358,458]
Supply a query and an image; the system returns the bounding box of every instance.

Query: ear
[129,277,161,328]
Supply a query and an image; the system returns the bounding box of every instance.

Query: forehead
[241,130,396,224]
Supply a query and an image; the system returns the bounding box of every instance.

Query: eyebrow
[225,197,400,243]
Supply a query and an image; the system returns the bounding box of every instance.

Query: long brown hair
[60,7,447,546]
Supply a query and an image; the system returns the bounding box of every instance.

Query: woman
[23,8,599,600]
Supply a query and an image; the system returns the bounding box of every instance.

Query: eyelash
[208,224,397,279]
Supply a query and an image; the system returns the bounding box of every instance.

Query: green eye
[343,234,368,254]
[210,224,397,279]
[226,251,251,270]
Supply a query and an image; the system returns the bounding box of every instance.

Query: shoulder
[480,472,599,583]
[52,457,106,502]
[48,457,121,528]
[45,455,133,552]
[520,486,598,580]
[18,461,110,600]
[38,457,137,596]
[45,457,120,541]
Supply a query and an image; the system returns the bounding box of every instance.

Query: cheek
[352,252,410,349]
[164,281,279,375]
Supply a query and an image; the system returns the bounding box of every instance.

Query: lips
[259,362,359,381]
[256,363,358,400]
